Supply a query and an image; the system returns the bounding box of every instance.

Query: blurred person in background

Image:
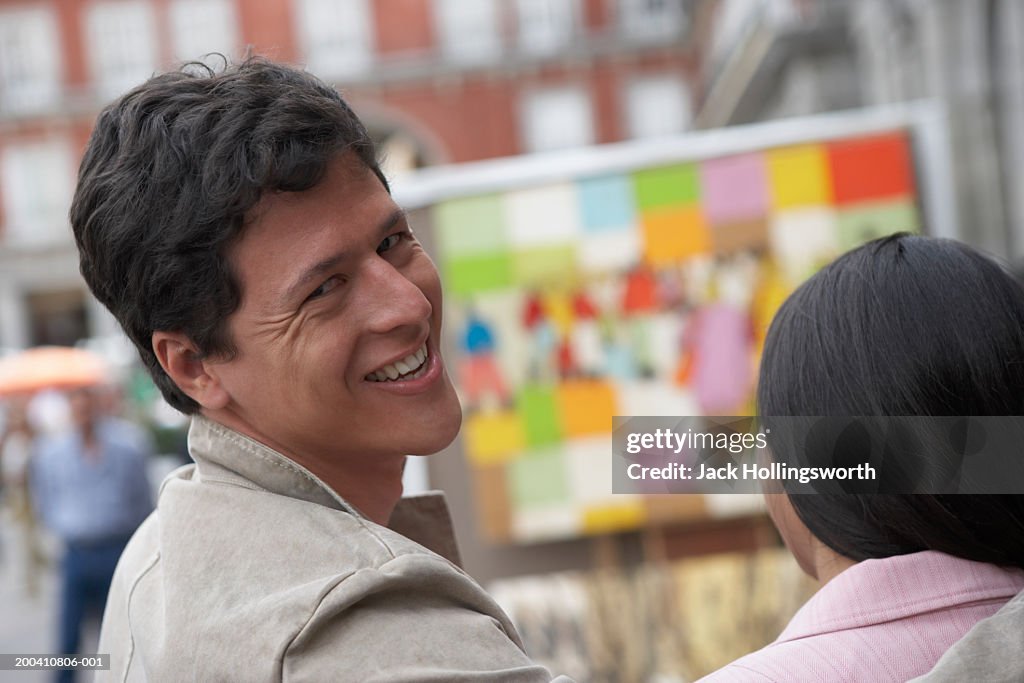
[30,386,153,683]
[0,396,46,596]
[700,234,1024,682]
[71,57,570,682]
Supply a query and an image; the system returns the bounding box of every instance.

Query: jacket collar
[778,550,1024,643]
[186,415,463,567]
[188,414,354,513]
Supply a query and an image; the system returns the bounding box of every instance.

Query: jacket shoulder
[99,464,471,681]
[910,589,1024,681]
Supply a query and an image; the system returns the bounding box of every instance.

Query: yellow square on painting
[543,292,574,337]
[767,145,833,208]
[641,206,711,266]
[556,379,617,437]
[464,410,525,465]
[582,500,647,534]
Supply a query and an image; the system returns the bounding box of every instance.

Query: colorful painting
[431,132,921,543]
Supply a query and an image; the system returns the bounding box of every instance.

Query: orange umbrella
[0,346,109,397]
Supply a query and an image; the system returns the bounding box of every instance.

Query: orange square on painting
[556,379,617,437]
[641,206,711,266]
[827,134,915,205]
[711,219,770,254]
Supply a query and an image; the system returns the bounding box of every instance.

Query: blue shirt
[31,419,154,543]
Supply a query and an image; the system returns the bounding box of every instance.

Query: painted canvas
[430,132,920,542]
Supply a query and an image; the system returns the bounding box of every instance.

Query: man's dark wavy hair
[71,57,387,414]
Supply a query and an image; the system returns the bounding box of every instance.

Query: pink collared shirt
[699,551,1024,682]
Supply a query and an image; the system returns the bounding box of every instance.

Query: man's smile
[366,342,429,382]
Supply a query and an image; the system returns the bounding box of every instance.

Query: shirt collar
[777,550,1024,643]
[186,415,462,566]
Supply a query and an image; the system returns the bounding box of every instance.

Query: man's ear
[152,331,230,410]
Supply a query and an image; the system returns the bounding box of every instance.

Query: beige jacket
[97,416,570,682]
[911,588,1024,682]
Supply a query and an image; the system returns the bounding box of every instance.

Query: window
[169,0,238,65]
[27,289,90,348]
[0,7,61,114]
[517,0,577,56]
[295,0,373,79]
[521,86,595,153]
[435,0,501,64]
[624,75,691,139]
[1,139,76,246]
[708,0,762,70]
[618,0,686,41]
[86,0,159,99]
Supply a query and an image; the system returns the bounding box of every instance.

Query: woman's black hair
[758,233,1024,568]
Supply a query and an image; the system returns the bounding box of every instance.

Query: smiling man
[71,58,569,681]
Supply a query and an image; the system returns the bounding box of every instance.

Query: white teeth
[366,344,429,382]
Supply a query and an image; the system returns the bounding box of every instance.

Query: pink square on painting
[701,154,770,225]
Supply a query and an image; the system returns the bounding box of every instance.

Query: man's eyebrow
[281,208,407,305]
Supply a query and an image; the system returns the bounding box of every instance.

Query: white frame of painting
[393,101,958,242]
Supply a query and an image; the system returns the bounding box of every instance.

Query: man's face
[207,153,462,469]
[68,387,99,431]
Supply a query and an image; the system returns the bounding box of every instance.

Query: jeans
[56,537,128,683]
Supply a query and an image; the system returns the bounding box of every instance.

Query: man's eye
[377,233,403,254]
[307,276,341,301]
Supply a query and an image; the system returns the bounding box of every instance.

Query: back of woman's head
[759,233,1024,568]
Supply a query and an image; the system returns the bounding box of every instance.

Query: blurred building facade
[0,0,704,351]
[696,0,1024,258]
[6,0,1023,352]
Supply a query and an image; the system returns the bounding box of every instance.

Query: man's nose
[361,257,433,335]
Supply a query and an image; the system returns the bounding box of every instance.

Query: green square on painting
[633,164,700,210]
[508,449,570,506]
[444,252,513,296]
[836,200,918,250]
[434,195,507,258]
[517,384,563,446]
[512,244,577,288]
